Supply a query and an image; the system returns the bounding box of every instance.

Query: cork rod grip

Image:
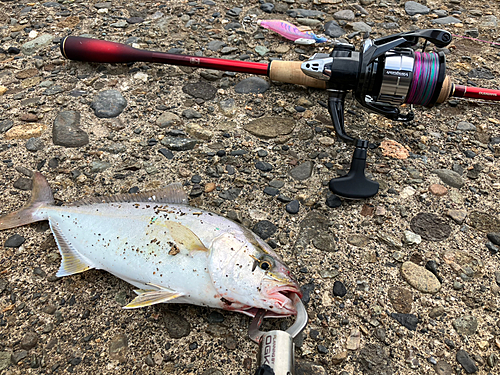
[269,61,327,89]
[436,75,453,104]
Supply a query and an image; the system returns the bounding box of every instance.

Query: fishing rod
[59,35,326,88]
[60,29,500,199]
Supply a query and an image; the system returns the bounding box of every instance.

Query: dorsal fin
[66,183,189,207]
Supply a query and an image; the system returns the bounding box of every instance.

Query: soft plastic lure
[257,19,329,45]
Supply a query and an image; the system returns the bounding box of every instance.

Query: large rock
[410,213,451,241]
[243,117,295,139]
[234,77,269,94]
[182,82,217,100]
[349,22,372,33]
[431,16,461,25]
[21,34,54,55]
[433,169,464,188]
[404,1,430,16]
[108,334,128,363]
[358,344,394,375]
[456,350,478,373]
[156,112,181,128]
[400,261,441,294]
[453,315,478,336]
[0,352,11,371]
[333,10,355,21]
[53,111,89,148]
[90,90,127,118]
[324,20,345,38]
[289,161,314,181]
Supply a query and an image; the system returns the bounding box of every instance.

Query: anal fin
[50,221,94,277]
[124,284,184,309]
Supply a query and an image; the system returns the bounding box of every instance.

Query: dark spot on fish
[220,297,232,306]
[168,242,180,256]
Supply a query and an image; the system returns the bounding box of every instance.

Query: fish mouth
[238,285,303,318]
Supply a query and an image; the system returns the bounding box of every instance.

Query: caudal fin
[0,172,54,230]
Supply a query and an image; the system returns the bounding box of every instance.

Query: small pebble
[286,200,300,214]
[333,281,347,297]
[456,349,478,373]
[5,234,26,247]
[429,184,448,196]
[326,195,342,208]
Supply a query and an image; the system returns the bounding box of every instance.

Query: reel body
[300,29,453,199]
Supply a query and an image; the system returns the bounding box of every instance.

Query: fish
[0,173,301,317]
[257,19,329,45]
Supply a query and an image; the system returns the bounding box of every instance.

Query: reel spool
[300,29,453,199]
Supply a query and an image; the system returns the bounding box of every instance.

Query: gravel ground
[0,0,500,374]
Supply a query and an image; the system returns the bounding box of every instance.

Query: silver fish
[0,173,301,317]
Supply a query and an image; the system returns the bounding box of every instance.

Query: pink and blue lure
[257,20,329,45]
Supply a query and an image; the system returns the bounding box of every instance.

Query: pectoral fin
[51,221,95,277]
[124,285,184,309]
[164,221,208,253]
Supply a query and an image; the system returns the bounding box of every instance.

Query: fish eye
[259,255,275,271]
[260,261,271,270]
[249,254,275,272]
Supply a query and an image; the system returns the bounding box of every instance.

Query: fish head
[208,229,302,318]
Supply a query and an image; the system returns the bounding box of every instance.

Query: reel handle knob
[329,140,379,199]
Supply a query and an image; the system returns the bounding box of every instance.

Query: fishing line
[406,51,440,106]
[452,34,500,48]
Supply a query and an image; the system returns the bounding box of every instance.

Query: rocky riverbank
[0,0,499,374]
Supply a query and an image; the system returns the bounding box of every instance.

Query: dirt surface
[0,0,499,374]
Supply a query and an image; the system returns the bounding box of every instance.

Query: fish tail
[0,172,54,230]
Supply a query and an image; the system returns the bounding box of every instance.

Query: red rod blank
[61,36,269,76]
[453,85,500,101]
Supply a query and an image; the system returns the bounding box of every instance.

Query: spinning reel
[301,29,453,199]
